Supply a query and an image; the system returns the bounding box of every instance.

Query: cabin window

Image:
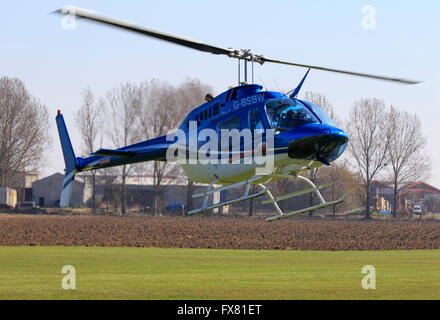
[208,107,212,118]
[213,102,219,115]
[204,109,208,120]
[213,103,219,116]
[249,108,264,131]
[217,115,241,132]
[230,88,237,101]
[217,115,241,151]
[226,90,231,102]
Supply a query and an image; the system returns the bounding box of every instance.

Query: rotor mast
[231,49,264,86]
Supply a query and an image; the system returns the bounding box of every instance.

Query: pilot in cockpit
[285,109,299,128]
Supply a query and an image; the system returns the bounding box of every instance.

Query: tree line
[0,75,432,218]
[75,79,211,215]
[0,77,50,187]
[300,92,430,218]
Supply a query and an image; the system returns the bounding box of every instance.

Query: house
[399,182,440,211]
[9,171,39,202]
[370,181,393,212]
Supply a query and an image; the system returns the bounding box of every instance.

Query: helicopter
[54,6,419,222]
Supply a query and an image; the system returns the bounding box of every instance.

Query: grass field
[0,246,439,299]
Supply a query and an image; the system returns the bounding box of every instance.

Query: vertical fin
[290,68,311,98]
[55,110,78,207]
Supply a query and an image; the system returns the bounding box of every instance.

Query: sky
[1,0,439,185]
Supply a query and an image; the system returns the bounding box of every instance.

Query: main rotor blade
[261,57,420,85]
[53,6,420,85]
[53,6,233,56]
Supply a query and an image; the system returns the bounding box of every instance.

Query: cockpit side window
[265,98,319,133]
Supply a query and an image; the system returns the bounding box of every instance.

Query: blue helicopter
[54,7,419,221]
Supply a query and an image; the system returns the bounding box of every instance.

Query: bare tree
[76,87,101,213]
[138,79,211,216]
[185,177,195,216]
[303,91,341,126]
[105,83,142,215]
[131,162,149,213]
[319,160,362,217]
[303,92,341,216]
[346,98,390,219]
[177,79,212,215]
[138,80,178,216]
[386,106,430,217]
[0,77,50,186]
[98,167,119,212]
[425,195,440,213]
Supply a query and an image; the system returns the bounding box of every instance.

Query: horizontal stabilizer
[94,148,136,158]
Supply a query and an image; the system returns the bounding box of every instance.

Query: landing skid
[265,194,347,222]
[188,174,347,222]
[188,176,266,215]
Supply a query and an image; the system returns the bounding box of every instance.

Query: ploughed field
[0,214,439,250]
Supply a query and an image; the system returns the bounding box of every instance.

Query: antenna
[257,75,267,91]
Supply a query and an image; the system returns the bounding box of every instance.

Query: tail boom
[56,111,174,206]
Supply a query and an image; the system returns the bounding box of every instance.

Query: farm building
[32,173,86,207]
[30,172,201,211]
[371,181,440,213]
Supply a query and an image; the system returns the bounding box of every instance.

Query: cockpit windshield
[265,98,320,133]
[301,100,337,127]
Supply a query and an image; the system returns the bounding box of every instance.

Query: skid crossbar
[188,176,264,216]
